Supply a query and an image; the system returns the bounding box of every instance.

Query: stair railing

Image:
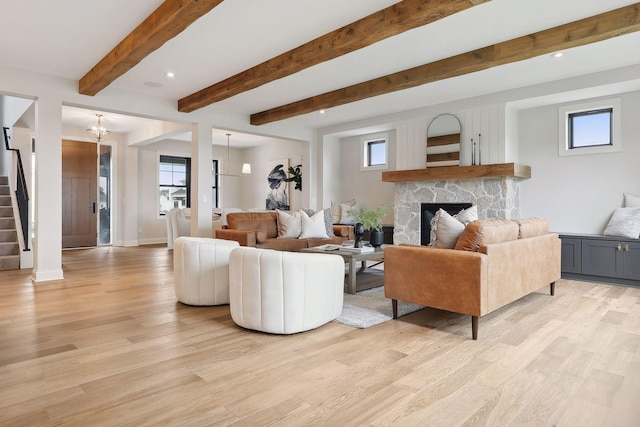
[2,127,30,251]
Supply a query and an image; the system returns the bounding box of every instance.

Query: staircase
[0,176,20,270]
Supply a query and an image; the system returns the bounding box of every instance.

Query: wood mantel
[381,163,531,182]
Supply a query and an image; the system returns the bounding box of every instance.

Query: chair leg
[471,316,479,340]
[550,281,556,296]
[392,299,398,319]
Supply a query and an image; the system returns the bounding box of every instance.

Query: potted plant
[350,203,392,247]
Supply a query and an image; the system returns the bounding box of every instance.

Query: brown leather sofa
[384,218,561,340]
[214,211,354,251]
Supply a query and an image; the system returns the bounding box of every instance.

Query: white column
[121,142,139,246]
[32,96,63,282]
[191,122,212,237]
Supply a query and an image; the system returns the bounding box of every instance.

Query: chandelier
[86,114,110,142]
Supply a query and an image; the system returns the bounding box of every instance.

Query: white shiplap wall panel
[395,119,427,170]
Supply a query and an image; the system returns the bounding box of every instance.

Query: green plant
[283,164,302,191]
[350,203,392,231]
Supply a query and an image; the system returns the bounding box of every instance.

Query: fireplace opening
[420,202,472,246]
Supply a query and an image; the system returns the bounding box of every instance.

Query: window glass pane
[368,140,386,166]
[159,171,173,186]
[159,155,190,215]
[570,109,611,148]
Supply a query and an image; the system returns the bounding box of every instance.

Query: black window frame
[159,155,191,216]
[568,107,613,149]
[366,138,387,167]
[159,155,220,216]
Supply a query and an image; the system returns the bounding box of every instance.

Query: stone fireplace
[383,164,530,245]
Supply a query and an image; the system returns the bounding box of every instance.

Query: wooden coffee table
[301,246,385,294]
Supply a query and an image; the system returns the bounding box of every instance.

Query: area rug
[334,286,424,328]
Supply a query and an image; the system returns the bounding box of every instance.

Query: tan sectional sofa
[384,218,561,340]
[215,211,354,251]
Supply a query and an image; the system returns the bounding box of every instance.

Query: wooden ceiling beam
[251,3,640,125]
[79,0,225,96]
[177,0,489,113]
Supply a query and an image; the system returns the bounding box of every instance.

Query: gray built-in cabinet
[560,234,640,286]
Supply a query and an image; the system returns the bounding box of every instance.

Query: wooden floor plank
[1,246,639,425]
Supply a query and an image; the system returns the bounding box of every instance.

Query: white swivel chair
[166,208,191,250]
[173,237,240,305]
[229,247,344,334]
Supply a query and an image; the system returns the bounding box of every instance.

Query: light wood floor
[1,245,639,426]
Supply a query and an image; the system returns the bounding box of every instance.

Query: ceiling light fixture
[551,52,564,58]
[319,109,325,114]
[166,72,175,78]
[216,133,251,177]
[86,114,110,142]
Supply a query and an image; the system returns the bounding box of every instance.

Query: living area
[3,0,640,425]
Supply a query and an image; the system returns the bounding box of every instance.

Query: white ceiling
[3,0,640,141]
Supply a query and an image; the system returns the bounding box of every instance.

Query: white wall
[241,138,308,211]
[519,90,640,234]
[337,131,396,225]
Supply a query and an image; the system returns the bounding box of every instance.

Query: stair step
[0,242,19,256]
[0,186,9,196]
[0,176,8,185]
[0,195,10,206]
[0,229,17,242]
[0,218,15,229]
[0,206,12,218]
[0,255,20,271]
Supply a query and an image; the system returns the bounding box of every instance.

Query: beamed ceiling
[4,0,640,130]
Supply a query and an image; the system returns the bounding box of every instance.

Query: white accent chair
[173,237,240,305]
[166,208,230,249]
[229,247,344,334]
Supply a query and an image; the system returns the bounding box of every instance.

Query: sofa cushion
[302,208,335,237]
[514,217,549,239]
[258,238,309,252]
[431,206,478,249]
[277,209,302,238]
[455,219,519,251]
[624,192,640,207]
[331,198,355,223]
[227,212,278,238]
[603,207,640,239]
[300,210,329,239]
[340,203,360,224]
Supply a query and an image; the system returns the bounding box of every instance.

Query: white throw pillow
[331,199,355,223]
[624,192,640,207]
[455,205,478,225]
[429,205,478,247]
[299,210,329,239]
[340,203,360,224]
[276,209,302,238]
[603,207,640,239]
[434,209,467,249]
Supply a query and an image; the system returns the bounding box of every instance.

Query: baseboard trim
[32,268,64,282]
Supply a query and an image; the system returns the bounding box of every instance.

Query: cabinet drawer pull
[625,244,629,252]
[617,244,622,251]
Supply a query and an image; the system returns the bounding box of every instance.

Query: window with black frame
[158,156,219,216]
[568,107,613,149]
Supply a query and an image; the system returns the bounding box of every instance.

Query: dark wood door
[62,140,97,248]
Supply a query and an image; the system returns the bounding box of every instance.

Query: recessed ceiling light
[144,81,163,88]
[319,110,325,114]
[166,72,175,78]
[551,52,564,58]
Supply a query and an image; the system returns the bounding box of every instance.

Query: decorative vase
[354,223,365,248]
[369,229,384,247]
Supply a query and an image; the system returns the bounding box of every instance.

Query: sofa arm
[333,225,354,239]
[384,245,488,316]
[214,229,257,247]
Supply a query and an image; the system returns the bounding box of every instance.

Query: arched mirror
[426,113,462,167]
